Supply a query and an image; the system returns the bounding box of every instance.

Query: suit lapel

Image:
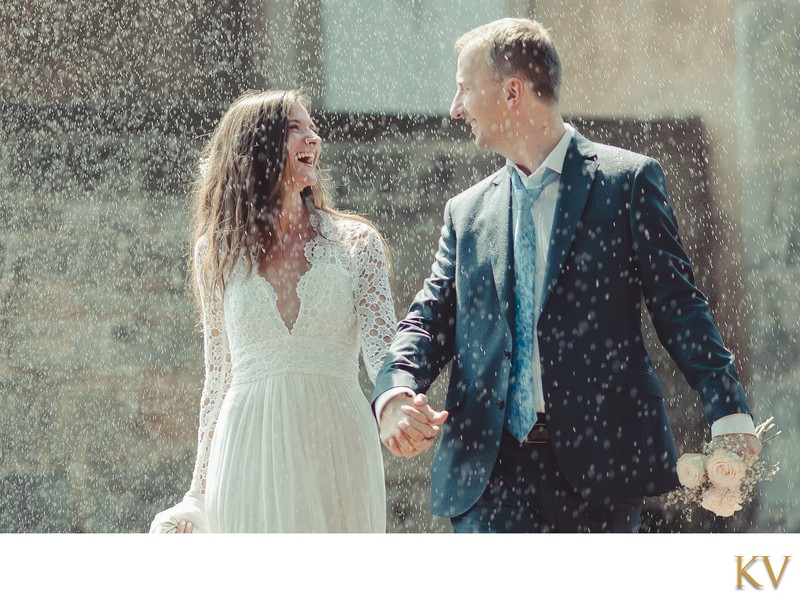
[482,170,514,331]
[539,131,599,314]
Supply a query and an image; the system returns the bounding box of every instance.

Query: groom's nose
[450,93,463,119]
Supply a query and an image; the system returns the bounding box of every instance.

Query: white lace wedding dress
[152,211,396,533]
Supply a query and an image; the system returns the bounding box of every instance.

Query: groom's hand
[711,432,762,459]
[380,393,448,459]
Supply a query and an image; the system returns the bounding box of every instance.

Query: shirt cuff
[711,413,756,437]
[374,387,415,423]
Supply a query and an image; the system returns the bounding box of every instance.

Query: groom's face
[450,46,508,153]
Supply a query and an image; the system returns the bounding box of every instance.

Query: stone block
[0,191,65,233]
[108,318,198,370]
[138,134,200,196]
[0,373,61,467]
[0,472,74,533]
[138,393,199,452]
[127,236,190,294]
[8,321,79,371]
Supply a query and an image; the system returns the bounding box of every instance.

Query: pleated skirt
[204,373,386,533]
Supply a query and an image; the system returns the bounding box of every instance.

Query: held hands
[380,393,448,459]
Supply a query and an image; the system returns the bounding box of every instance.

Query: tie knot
[512,168,559,200]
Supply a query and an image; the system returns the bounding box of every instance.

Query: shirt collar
[506,123,574,187]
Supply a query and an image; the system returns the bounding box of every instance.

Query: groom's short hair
[455,18,562,103]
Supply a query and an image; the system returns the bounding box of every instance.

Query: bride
[150,89,403,532]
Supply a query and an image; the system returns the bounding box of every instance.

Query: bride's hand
[150,492,208,533]
[381,392,448,458]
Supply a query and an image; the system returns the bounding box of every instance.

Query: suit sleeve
[629,158,752,425]
[371,200,458,403]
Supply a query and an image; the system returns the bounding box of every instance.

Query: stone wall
[0,104,212,532]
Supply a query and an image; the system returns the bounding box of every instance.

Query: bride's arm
[353,224,397,383]
[188,237,232,498]
[149,237,231,533]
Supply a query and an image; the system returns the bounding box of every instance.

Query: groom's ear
[504,77,525,109]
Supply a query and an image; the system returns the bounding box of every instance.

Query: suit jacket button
[503,350,511,359]
[497,399,505,410]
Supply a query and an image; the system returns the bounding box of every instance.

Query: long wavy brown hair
[190,89,386,305]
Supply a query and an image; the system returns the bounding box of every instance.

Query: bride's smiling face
[283,103,321,193]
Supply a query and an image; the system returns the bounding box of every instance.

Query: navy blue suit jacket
[372,130,752,518]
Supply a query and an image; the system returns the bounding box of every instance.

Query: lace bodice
[188,212,396,496]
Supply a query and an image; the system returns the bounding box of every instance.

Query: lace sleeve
[352,224,397,383]
[188,237,232,497]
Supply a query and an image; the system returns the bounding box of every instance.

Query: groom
[372,18,761,532]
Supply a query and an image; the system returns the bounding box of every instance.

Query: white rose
[700,485,743,517]
[676,453,706,488]
[705,448,747,490]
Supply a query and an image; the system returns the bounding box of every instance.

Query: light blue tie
[507,168,559,442]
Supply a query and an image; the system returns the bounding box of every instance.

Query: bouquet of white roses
[666,417,781,518]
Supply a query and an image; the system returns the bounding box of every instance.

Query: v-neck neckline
[256,264,312,335]
[255,213,326,334]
